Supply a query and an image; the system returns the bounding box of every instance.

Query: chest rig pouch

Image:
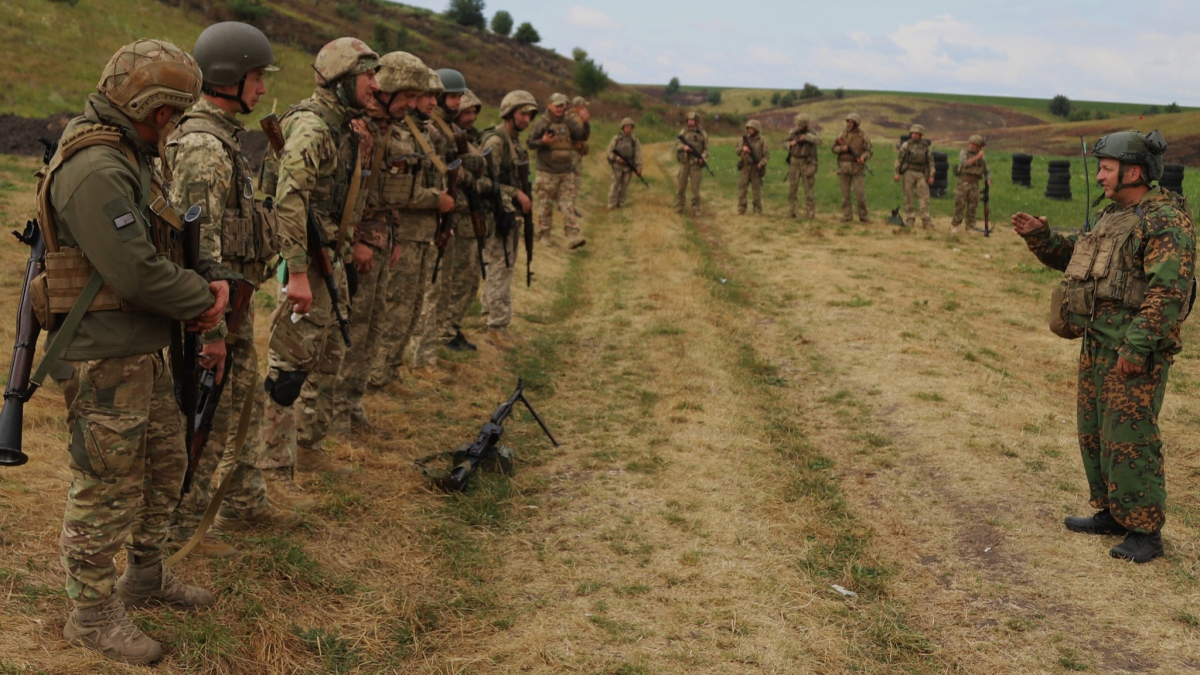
[548,119,573,163]
[33,124,181,330]
[260,101,357,230]
[903,142,929,170]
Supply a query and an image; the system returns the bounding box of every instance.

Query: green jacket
[47,93,232,360]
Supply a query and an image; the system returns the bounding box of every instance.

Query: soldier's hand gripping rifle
[516,161,536,287]
[430,158,463,284]
[0,220,47,466]
[455,132,490,281]
[614,149,649,187]
[677,134,715,177]
[741,134,766,178]
[836,137,875,177]
[261,114,352,347]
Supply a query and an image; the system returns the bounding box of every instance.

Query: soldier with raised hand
[951,134,991,234]
[478,90,535,350]
[1012,130,1195,564]
[258,38,379,497]
[735,119,770,215]
[675,111,709,216]
[568,95,592,195]
[894,124,934,229]
[40,39,235,664]
[833,112,873,223]
[783,113,822,219]
[606,117,643,209]
[527,92,588,250]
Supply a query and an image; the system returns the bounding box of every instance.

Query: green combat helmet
[433,68,466,93]
[572,96,588,107]
[193,22,278,114]
[499,90,538,118]
[377,51,428,93]
[548,92,569,107]
[313,37,380,108]
[1093,129,1167,185]
[97,39,202,121]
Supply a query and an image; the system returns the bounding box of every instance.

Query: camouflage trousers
[437,230,483,342]
[1077,339,1170,533]
[675,162,703,213]
[535,171,580,241]
[902,170,932,228]
[482,223,521,329]
[259,263,349,470]
[57,352,182,607]
[608,165,633,208]
[951,179,982,228]
[170,304,270,541]
[838,172,868,220]
[370,241,437,383]
[333,243,391,422]
[787,162,817,218]
[737,167,764,214]
[573,151,584,194]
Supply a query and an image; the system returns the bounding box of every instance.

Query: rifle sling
[334,141,364,255]
[29,270,104,388]
[404,115,448,174]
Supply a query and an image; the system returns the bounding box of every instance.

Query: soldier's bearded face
[443,93,462,112]
[456,107,477,129]
[389,90,420,117]
[512,109,533,130]
[911,133,922,142]
[687,119,697,129]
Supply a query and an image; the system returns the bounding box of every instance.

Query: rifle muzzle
[0,398,29,466]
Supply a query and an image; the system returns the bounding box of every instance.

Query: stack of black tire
[931,151,949,197]
[1012,153,1033,186]
[1046,160,1072,200]
[1160,163,1185,195]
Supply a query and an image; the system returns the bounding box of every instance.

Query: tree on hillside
[800,82,822,99]
[572,47,588,62]
[707,90,722,105]
[491,10,513,36]
[664,77,680,101]
[574,56,611,97]
[1049,94,1071,118]
[1166,101,1182,113]
[514,21,540,45]
[446,0,486,30]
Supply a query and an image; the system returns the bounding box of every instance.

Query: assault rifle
[455,132,490,281]
[836,136,875,176]
[431,158,463,284]
[261,114,353,347]
[169,205,203,492]
[982,180,991,237]
[783,134,810,182]
[677,134,715,177]
[614,148,649,187]
[0,219,46,467]
[487,152,517,268]
[516,161,536,287]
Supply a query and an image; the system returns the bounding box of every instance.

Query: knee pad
[264,370,307,406]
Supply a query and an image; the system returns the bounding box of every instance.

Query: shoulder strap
[29,271,105,388]
[404,115,448,174]
[37,124,136,253]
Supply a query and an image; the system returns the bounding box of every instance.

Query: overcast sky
[394,0,1200,106]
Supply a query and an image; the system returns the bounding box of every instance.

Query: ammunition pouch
[550,121,573,163]
[264,370,307,406]
[1049,281,1085,339]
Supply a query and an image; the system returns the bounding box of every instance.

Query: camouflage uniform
[675,113,709,215]
[833,114,873,222]
[736,121,770,215]
[479,99,530,339]
[605,118,642,208]
[164,97,278,539]
[568,96,591,195]
[1021,187,1195,534]
[783,114,821,218]
[895,126,933,228]
[951,134,990,231]
[527,93,588,245]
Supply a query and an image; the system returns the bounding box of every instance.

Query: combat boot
[1064,509,1128,535]
[63,594,162,665]
[487,327,516,351]
[950,226,961,234]
[182,534,240,560]
[297,445,353,475]
[115,557,213,610]
[351,405,394,440]
[265,468,317,510]
[567,236,587,250]
[215,503,302,533]
[445,331,477,352]
[1111,531,1163,563]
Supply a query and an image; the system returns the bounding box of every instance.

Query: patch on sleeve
[113,212,136,229]
[103,196,145,243]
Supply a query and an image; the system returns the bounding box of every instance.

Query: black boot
[445,331,477,352]
[1110,531,1163,563]
[1064,510,1127,535]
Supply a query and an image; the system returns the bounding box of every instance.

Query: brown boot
[567,236,587,250]
[215,503,302,533]
[297,445,352,475]
[487,327,515,351]
[63,595,162,665]
[351,406,394,440]
[265,468,317,510]
[115,558,213,610]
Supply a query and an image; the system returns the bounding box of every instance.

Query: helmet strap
[1113,162,1148,193]
[202,77,250,115]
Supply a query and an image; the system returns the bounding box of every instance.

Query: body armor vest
[261,99,359,229]
[611,135,637,166]
[900,141,929,171]
[790,131,817,161]
[547,116,573,163]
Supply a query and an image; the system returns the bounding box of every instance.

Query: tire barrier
[1046,159,1072,201]
[1161,163,1185,195]
[1012,153,1032,187]
[932,151,949,198]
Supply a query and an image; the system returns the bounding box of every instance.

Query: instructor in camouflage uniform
[43,40,234,664]
[783,113,821,219]
[528,92,588,250]
[833,112,873,223]
[675,111,709,216]
[951,134,991,234]
[1013,130,1195,563]
[258,38,378,497]
[605,117,642,209]
[735,119,769,215]
[893,124,934,229]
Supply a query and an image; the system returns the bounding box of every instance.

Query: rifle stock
[982,180,991,237]
[0,221,46,467]
[837,136,875,177]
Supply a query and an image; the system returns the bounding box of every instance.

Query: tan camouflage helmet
[745,119,762,132]
[686,111,701,122]
[548,92,569,107]
[794,113,811,126]
[459,89,483,114]
[845,112,862,125]
[376,51,428,93]
[572,96,588,107]
[426,69,445,94]
[97,39,202,121]
[313,38,379,86]
[968,134,986,147]
[499,90,538,118]
[909,124,925,135]
[620,117,635,129]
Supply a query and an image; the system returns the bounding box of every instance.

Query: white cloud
[565,5,621,30]
[748,47,794,66]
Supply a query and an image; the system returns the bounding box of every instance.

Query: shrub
[1143,105,1161,115]
[1049,94,1071,118]
[835,87,845,100]
[227,0,269,20]
[445,0,486,29]
[572,47,588,62]
[1067,109,1092,122]
[513,22,540,45]
[750,97,761,107]
[664,77,680,101]
[490,10,513,36]
[800,82,822,99]
[779,90,799,107]
[573,57,610,97]
[707,90,722,105]
[1166,101,1182,113]
[641,111,661,126]
[770,92,781,106]
[1094,110,1110,120]
[627,92,644,110]
[335,2,360,20]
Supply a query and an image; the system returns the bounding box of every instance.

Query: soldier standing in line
[257,38,379,498]
[783,113,822,219]
[330,51,424,437]
[527,92,588,250]
[164,22,299,559]
[40,39,234,664]
[369,65,456,387]
[833,112,873,223]
[605,117,643,209]
[951,134,991,234]
[675,111,709,216]
[478,90,535,351]
[735,119,769,215]
[893,124,934,229]
[568,95,592,197]
[1013,130,1195,563]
